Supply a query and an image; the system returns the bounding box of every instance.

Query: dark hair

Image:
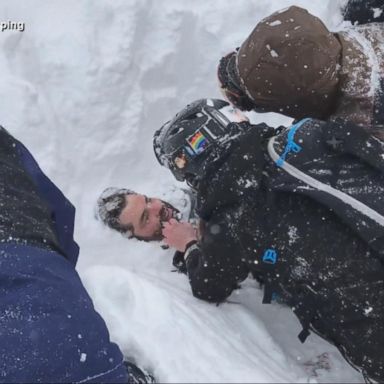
[217,51,255,111]
[97,187,135,237]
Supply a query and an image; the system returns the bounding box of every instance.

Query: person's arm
[183,241,247,303]
[163,218,249,303]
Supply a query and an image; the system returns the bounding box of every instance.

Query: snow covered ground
[0,0,365,382]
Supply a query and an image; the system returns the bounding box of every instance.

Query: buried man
[96,186,197,274]
[96,102,251,269]
[154,98,384,382]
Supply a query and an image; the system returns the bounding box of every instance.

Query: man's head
[154,98,251,189]
[217,51,255,111]
[97,187,179,241]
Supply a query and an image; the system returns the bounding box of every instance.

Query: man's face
[118,194,179,241]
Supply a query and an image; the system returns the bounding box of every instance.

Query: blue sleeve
[0,243,128,383]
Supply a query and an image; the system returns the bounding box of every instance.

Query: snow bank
[0,0,362,382]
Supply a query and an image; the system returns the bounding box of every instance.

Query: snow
[270,49,279,58]
[364,307,373,315]
[287,226,299,246]
[373,8,383,19]
[80,353,87,363]
[266,44,279,58]
[0,0,363,382]
[269,20,282,26]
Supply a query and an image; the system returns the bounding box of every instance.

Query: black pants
[343,0,384,24]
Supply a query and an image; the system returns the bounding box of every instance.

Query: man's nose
[148,200,161,215]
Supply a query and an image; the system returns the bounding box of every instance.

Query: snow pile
[0,0,363,382]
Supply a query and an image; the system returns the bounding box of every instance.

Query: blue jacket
[0,128,127,383]
[0,244,127,383]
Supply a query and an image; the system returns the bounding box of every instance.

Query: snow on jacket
[236,6,384,129]
[0,127,128,383]
[183,120,384,382]
[343,0,384,25]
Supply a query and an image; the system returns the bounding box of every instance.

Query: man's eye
[143,211,150,225]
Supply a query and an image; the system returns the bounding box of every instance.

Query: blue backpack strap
[15,140,79,266]
[275,118,311,167]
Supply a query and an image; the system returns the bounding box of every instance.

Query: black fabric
[123,361,155,384]
[322,118,384,171]
[343,0,384,25]
[172,250,187,274]
[0,127,60,253]
[271,119,384,259]
[183,121,384,382]
[373,79,384,132]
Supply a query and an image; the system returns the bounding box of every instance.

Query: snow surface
[0,0,364,382]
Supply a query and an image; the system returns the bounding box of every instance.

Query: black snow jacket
[0,127,61,253]
[183,118,384,382]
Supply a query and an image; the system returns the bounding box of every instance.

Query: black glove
[172,250,187,274]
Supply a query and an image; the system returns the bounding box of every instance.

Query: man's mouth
[160,205,178,223]
[160,206,170,222]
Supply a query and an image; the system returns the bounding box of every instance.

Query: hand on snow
[162,219,197,252]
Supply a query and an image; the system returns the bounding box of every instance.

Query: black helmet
[154,98,246,188]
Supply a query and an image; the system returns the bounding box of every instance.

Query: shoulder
[197,127,268,217]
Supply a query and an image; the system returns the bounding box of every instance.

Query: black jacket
[0,127,60,253]
[184,119,384,382]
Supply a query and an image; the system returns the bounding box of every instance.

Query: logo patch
[262,249,278,264]
[187,130,209,155]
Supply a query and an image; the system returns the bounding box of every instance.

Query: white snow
[287,226,299,246]
[266,44,279,58]
[269,20,282,26]
[364,307,373,315]
[270,49,279,58]
[373,8,383,19]
[0,0,362,382]
[80,353,87,363]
